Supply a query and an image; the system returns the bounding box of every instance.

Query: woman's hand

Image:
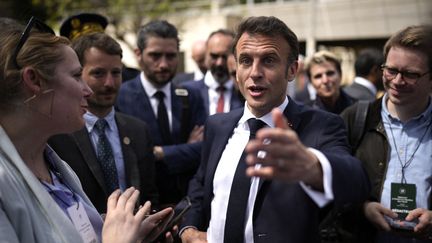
[102,187,150,243]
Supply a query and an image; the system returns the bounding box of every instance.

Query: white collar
[354,76,377,95]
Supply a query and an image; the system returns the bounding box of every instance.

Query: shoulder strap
[352,100,369,148]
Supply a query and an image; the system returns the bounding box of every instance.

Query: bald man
[173,40,207,84]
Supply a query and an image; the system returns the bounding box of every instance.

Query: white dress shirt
[207,97,334,243]
[140,72,173,130]
[204,71,234,115]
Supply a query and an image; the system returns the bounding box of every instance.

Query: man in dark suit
[180,16,370,243]
[182,29,244,116]
[49,33,158,213]
[343,48,384,101]
[116,20,207,205]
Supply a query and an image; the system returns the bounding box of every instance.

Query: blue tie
[94,119,119,193]
[224,118,267,243]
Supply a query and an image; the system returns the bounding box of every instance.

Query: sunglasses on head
[11,16,55,69]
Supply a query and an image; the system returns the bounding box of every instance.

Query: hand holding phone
[384,215,418,231]
[156,196,192,241]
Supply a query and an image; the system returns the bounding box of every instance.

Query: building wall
[172,0,432,73]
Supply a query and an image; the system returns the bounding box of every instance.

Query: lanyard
[385,115,432,184]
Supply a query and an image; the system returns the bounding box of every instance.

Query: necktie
[216,86,225,113]
[155,91,172,145]
[94,119,119,193]
[224,118,267,243]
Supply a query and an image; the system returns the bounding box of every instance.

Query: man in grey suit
[49,33,158,213]
[344,48,384,101]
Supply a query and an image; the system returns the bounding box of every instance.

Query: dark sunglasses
[11,16,55,69]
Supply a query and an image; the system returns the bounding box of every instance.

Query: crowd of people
[0,12,431,243]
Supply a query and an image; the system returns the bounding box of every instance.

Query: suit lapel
[199,81,210,116]
[72,129,108,194]
[171,86,181,141]
[257,97,302,191]
[115,113,140,189]
[135,77,163,144]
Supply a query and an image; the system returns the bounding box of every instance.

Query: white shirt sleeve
[299,148,334,208]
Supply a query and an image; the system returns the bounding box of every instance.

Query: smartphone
[157,196,192,239]
[384,216,418,231]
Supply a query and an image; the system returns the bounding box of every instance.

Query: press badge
[390,183,416,219]
[67,201,98,243]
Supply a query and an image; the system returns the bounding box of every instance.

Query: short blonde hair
[305,50,341,79]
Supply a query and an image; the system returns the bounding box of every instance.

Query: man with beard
[48,33,159,213]
[116,20,207,206]
[182,29,244,116]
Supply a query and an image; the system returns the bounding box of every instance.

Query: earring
[23,89,55,118]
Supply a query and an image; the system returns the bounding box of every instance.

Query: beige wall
[169,0,431,73]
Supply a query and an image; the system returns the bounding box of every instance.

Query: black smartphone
[384,216,418,231]
[157,196,192,239]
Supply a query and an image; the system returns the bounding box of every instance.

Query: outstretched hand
[245,108,323,190]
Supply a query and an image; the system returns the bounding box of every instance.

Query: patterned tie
[216,85,226,113]
[155,91,172,145]
[224,118,267,243]
[94,119,119,193]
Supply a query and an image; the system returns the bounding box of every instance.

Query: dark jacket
[339,98,389,242]
[184,98,370,243]
[308,89,356,115]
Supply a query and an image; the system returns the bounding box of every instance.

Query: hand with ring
[245,108,324,190]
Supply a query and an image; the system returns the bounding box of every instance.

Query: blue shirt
[43,148,103,240]
[378,94,432,243]
[84,109,127,191]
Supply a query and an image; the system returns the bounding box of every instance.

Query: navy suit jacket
[172,72,195,86]
[182,79,244,117]
[183,97,370,243]
[116,75,207,203]
[48,112,158,213]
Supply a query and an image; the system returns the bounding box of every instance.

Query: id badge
[390,183,416,220]
[66,201,99,243]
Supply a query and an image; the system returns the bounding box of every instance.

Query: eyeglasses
[381,64,430,85]
[11,16,55,69]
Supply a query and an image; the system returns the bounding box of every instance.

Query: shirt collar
[204,70,234,90]
[84,108,116,133]
[354,76,377,95]
[238,96,289,129]
[382,93,432,124]
[140,71,172,98]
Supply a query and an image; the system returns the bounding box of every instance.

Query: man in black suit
[49,33,158,213]
[180,16,370,243]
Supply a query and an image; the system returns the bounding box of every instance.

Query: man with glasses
[341,25,432,242]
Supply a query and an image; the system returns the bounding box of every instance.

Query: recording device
[384,216,418,231]
[157,196,192,239]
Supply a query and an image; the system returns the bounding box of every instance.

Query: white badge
[67,201,99,243]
